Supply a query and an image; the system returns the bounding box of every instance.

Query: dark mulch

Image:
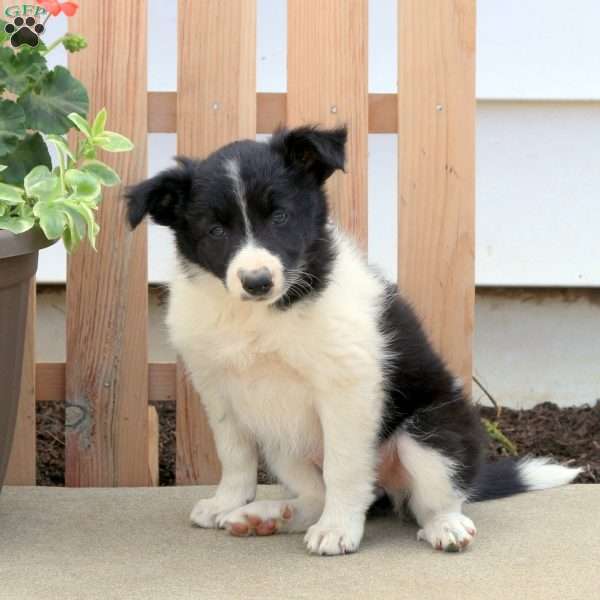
[155,401,176,486]
[481,401,600,483]
[36,400,600,486]
[37,402,64,486]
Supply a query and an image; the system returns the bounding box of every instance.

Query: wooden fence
[5,0,475,487]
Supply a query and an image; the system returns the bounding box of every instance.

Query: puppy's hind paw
[417,512,476,552]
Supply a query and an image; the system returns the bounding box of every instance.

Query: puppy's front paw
[417,512,477,552]
[190,496,250,529]
[304,515,364,556]
[221,500,295,536]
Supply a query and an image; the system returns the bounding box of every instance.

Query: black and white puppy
[126,126,581,555]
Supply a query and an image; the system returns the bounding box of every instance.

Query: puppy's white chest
[214,339,322,453]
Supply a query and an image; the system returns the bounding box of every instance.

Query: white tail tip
[518,457,583,491]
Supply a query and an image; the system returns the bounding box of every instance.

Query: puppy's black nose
[240,268,273,296]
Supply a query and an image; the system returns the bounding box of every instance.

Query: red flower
[37,0,79,17]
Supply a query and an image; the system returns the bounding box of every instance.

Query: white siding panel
[478,0,600,100]
[148,0,177,91]
[257,0,286,92]
[477,102,600,286]
[368,135,397,281]
[368,0,397,93]
[147,134,178,283]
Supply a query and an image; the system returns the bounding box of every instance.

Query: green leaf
[65,169,101,202]
[83,145,96,160]
[91,108,107,137]
[16,202,33,218]
[35,201,66,239]
[81,159,120,187]
[0,20,10,46]
[0,182,24,204]
[0,165,6,172]
[0,215,35,234]
[0,99,26,157]
[94,131,134,153]
[0,133,52,186]
[0,46,48,95]
[45,134,76,163]
[18,66,89,135]
[61,227,76,253]
[62,204,86,240]
[24,165,52,190]
[62,200,97,247]
[24,165,62,201]
[67,112,92,138]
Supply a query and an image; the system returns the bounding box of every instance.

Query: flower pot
[0,228,55,492]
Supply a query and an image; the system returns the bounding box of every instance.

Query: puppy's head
[126,125,346,304]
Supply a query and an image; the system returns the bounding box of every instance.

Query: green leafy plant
[0,109,132,251]
[0,12,133,252]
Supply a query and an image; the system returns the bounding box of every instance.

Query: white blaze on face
[224,157,252,241]
[223,157,285,301]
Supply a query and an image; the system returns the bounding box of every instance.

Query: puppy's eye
[271,209,288,225]
[209,224,226,239]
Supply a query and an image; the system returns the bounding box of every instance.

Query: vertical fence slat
[6,279,36,485]
[65,0,149,486]
[287,0,369,248]
[176,370,221,485]
[398,1,476,387]
[176,0,256,485]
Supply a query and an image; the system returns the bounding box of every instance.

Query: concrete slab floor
[0,485,599,600]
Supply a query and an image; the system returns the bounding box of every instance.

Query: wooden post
[175,0,256,485]
[287,0,369,248]
[6,279,36,485]
[65,0,149,486]
[398,0,476,387]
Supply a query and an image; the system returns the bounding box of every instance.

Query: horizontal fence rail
[148,92,398,134]
[36,363,176,403]
[6,0,475,488]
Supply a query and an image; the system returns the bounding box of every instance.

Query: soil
[36,400,599,486]
[481,401,599,483]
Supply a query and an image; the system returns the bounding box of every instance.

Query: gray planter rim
[0,227,56,260]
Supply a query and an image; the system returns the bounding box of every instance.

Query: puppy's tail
[469,457,582,502]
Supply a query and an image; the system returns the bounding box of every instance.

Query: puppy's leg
[221,451,325,536]
[397,430,477,552]
[303,391,379,555]
[190,394,258,528]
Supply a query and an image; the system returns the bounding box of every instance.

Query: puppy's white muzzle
[226,244,285,302]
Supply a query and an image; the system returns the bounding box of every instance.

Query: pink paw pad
[226,505,293,537]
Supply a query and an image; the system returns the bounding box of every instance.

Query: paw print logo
[4,16,45,48]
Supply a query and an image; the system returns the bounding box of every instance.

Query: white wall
[36,0,600,285]
[474,289,600,409]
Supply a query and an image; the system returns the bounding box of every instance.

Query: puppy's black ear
[270,125,347,185]
[125,158,193,229]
